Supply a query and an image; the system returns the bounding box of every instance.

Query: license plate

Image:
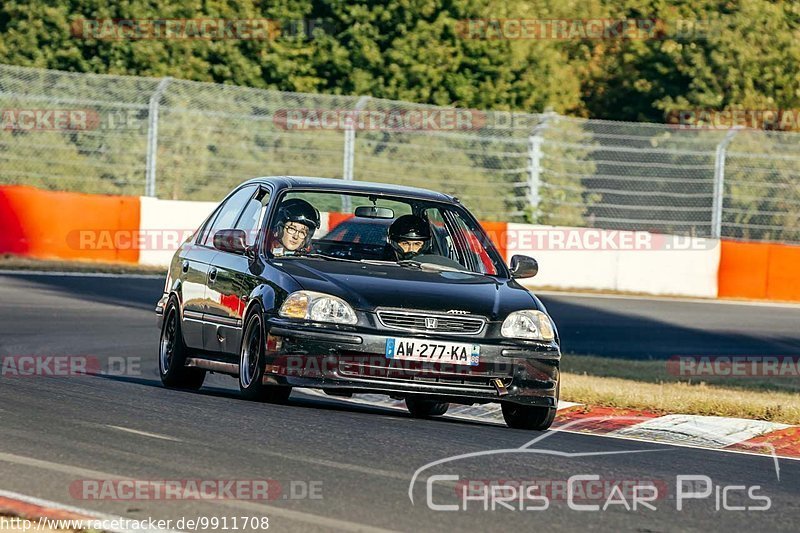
[385,338,480,366]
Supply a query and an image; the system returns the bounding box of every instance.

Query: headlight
[279,291,357,325]
[501,310,555,341]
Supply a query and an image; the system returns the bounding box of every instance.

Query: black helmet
[388,214,431,260]
[275,198,320,248]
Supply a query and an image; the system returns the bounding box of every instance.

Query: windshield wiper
[398,259,484,275]
[358,259,396,266]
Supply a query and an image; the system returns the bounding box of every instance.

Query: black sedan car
[156,176,561,430]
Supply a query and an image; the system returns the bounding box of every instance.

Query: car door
[184,184,258,350]
[176,239,217,350]
[204,185,272,357]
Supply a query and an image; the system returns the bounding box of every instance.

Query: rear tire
[239,309,292,403]
[159,297,206,390]
[405,398,449,418]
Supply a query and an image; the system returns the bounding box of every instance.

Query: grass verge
[562,354,800,424]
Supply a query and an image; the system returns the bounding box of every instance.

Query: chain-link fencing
[1,63,798,243]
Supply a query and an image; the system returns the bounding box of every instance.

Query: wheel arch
[244,283,277,320]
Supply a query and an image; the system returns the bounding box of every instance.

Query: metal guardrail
[1,63,798,243]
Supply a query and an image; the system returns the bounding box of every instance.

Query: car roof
[240,176,456,203]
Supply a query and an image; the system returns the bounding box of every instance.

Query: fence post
[526,111,556,221]
[711,127,740,239]
[144,77,172,198]
[341,95,371,212]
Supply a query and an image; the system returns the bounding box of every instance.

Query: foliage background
[1,0,798,122]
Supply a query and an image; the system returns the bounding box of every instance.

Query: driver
[387,214,432,260]
[270,198,320,256]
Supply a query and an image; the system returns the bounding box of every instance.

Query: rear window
[324,219,391,246]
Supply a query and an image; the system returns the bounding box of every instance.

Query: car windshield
[267,190,504,276]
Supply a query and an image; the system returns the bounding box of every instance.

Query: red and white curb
[0,490,178,532]
[296,389,800,460]
[553,406,800,459]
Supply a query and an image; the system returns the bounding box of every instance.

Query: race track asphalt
[0,272,798,532]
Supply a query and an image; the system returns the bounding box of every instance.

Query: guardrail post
[342,95,371,212]
[144,77,172,198]
[526,111,556,222]
[711,127,741,239]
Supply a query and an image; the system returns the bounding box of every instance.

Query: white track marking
[0,452,398,532]
[105,425,183,442]
[0,270,163,279]
[0,451,125,479]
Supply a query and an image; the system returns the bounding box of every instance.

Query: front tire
[159,297,206,390]
[501,403,556,430]
[405,398,449,418]
[239,309,291,403]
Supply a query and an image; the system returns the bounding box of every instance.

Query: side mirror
[213,229,248,254]
[509,254,538,279]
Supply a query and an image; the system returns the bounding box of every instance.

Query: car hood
[273,258,540,320]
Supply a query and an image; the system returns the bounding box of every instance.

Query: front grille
[338,358,511,391]
[376,309,486,335]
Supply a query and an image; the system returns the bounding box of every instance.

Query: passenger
[270,198,320,256]
[387,214,432,260]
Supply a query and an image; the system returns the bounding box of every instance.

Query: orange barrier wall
[327,212,354,230]
[9,184,799,303]
[480,221,508,261]
[0,185,140,263]
[718,239,800,301]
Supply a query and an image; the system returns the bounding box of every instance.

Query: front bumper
[155,293,168,326]
[262,318,560,408]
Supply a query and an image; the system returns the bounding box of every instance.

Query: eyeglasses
[284,224,309,238]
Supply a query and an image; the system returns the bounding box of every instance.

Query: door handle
[182,260,189,273]
[208,267,218,283]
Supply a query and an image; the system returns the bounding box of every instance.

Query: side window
[446,211,499,276]
[234,187,271,247]
[424,208,456,259]
[202,185,257,247]
[423,207,499,275]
